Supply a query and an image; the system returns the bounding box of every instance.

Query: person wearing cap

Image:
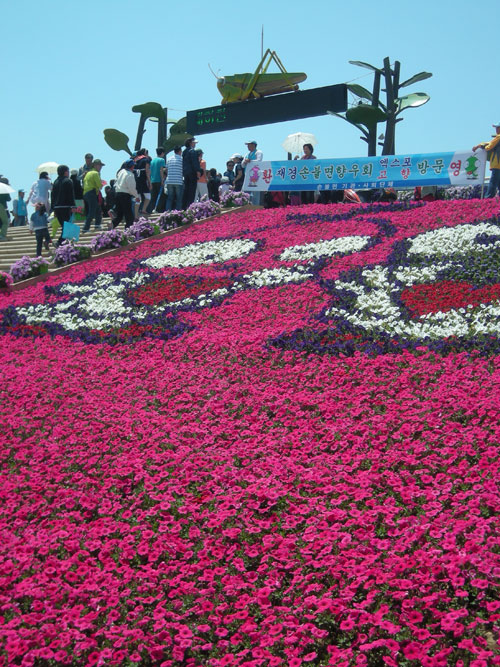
[232,154,244,192]
[12,189,28,226]
[182,137,202,209]
[473,122,500,198]
[113,160,139,229]
[242,141,263,204]
[82,159,104,232]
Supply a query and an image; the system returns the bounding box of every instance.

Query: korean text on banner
[242,151,487,192]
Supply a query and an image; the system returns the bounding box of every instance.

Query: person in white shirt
[113,160,139,228]
[26,172,52,212]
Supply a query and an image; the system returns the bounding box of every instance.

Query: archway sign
[186,84,348,135]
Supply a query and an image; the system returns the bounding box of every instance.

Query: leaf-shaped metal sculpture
[162,117,192,154]
[103,129,132,155]
[348,60,382,73]
[335,58,432,156]
[131,102,167,150]
[346,104,387,128]
[399,71,432,88]
[169,117,187,134]
[131,102,166,121]
[347,83,373,102]
[396,92,430,113]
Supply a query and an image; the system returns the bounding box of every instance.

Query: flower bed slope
[1,200,500,667]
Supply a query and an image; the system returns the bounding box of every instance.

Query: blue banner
[242,150,487,191]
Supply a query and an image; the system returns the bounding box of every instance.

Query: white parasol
[36,162,59,175]
[0,182,15,195]
[282,132,318,156]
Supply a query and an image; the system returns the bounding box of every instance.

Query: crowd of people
[1,121,499,246]
[0,138,262,244]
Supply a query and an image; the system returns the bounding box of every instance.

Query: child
[219,177,231,198]
[207,168,221,202]
[30,203,52,257]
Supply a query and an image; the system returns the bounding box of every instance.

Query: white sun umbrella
[36,161,59,175]
[282,132,318,156]
[0,182,15,195]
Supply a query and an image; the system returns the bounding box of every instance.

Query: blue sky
[1,0,498,202]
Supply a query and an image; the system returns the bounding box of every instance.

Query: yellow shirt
[485,134,500,170]
[83,169,102,195]
[478,134,500,170]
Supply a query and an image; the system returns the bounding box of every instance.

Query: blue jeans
[83,190,102,230]
[35,228,51,256]
[166,184,184,211]
[147,182,162,213]
[486,168,500,198]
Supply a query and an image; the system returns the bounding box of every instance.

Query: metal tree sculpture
[104,101,193,158]
[330,57,431,156]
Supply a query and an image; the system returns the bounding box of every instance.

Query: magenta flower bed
[1,200,500,667]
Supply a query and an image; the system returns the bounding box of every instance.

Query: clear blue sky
[1,0,497,202]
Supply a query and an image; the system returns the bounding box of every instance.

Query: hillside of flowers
[1,199,500,667]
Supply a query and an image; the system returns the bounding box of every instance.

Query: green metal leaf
[169,117,187,134]
[162,117,191,153]
[399,71,432,88]
[396,92,430,112]
[131,102,166,121]
[347,83,373,101]
[348,60,382,73]
[103,129,132,155]
[163,134,190,154]
[346,104,387,128]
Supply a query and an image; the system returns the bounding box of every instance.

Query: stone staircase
[0,217,133,273]
[0,206,257,276]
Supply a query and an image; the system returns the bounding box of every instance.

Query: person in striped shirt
[165,146,184,211]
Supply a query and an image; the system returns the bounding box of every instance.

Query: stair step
[0,218,128,272]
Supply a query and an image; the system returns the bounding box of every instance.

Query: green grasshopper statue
[215,49,307,104]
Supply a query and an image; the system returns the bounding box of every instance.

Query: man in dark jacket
[182,138,202,209]
[51,164,76,246]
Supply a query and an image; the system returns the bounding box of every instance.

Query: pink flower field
[1,200,500,667]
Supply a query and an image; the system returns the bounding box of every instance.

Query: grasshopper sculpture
[215,49,306,104]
